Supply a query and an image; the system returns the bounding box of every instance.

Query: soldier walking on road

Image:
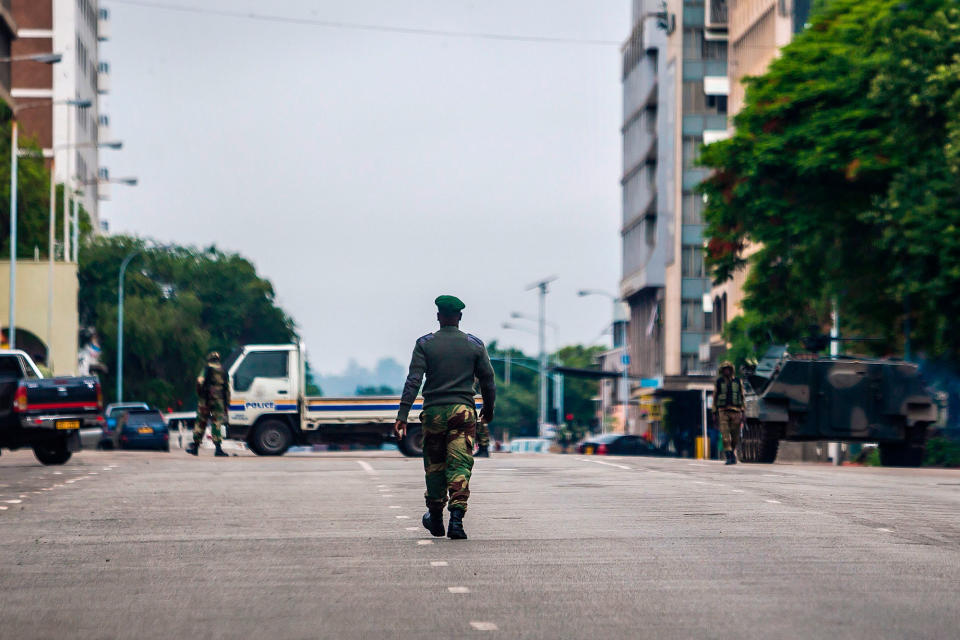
[714,360,745,465]
[187,351,230,458]
[395,296,496,540]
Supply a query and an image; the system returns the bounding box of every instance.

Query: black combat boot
[422,508,445,537]
[475,445,490,458]
[447,509,467,540]
[214,443,229,457]
[186,442,199,456]
[724,450,735,465]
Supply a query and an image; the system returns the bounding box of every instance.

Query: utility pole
[8,120,18,349]
[527,276,556,436]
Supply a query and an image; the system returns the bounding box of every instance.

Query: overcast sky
[100,0,628,374]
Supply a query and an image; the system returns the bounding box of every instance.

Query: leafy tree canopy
[80,235,297,409]
[698,0,960,363]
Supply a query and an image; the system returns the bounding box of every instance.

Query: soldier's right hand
[394,420,407,438]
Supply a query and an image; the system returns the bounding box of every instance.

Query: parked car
[508,438,552,454]
[112,409,170,451]
[0,349,103,465]
[577,433,662,457]
[98,402,150,449]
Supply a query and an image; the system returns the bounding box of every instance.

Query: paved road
[1,449,958,639]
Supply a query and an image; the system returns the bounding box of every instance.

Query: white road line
[431,561,448,567]
[88,472,97,475]
[389,505,402,509]
[377,484,388,488]
[876,527,893,532]
[102,468,112,471]
[0,506,6,510]
[417,540,434,546]
[357,461,376,475]
[396,515,410,519]
[470,622,498,631]
[765,499,781,504]
[496,468,517,471]
[731,489,745,493]
[447,586,470,594]
[4,499,22,504]
[692,481,707,485]
[688,463,708,467]
[19,494,27,498]
[65,480,77,484]
[405,526,419,531]
[579,458,631,470]
[53,471,62,475]
[381,495,395,498]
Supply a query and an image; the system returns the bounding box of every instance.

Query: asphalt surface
[0,448,958,639]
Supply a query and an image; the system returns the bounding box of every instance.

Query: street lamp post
[116,249,142,402]
[526,277,556,435]
[4,53,64,349]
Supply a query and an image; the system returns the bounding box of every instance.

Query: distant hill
[317,357,405,397]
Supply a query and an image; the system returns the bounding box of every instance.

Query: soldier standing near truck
[714,361,745,465]
[187,352,230,457]
[394,296,496,540]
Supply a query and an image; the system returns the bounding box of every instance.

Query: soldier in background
[186,352,230,457]
[714,360,745,465]
[476,420,491,457]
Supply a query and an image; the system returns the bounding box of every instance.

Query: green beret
[435,295,465,314]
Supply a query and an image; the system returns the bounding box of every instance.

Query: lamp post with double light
[4,52,63,349]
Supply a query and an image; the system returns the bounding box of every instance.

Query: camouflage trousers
[193,398,224,445]
[717,409,742,452]
[476,420,490,448]
[422,403,476,512]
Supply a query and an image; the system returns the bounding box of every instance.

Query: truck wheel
[399,425,424,457]
[879,424,927,467]
[738,420,779,464]
[249,420,292,456]
[33,442,72,465]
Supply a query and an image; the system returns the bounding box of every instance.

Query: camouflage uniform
[193,357,229,447]
[422,404,477,512]
[714,360,745,463]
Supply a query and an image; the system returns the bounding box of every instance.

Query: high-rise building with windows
[620,0,728,386]
[10,0,111,230]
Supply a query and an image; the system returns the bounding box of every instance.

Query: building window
[681,301,705,331]
[682,192,705,224]
[682,246,705,278]
[706,93,728,114]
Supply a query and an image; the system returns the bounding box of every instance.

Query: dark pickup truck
[0,350,104,465]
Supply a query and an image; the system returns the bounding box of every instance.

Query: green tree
[79,236,297,409]
[698,0,960,362]
[356,384,396,396]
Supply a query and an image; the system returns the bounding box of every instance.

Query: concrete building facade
[10,0,109,229]
[620,0,729,385]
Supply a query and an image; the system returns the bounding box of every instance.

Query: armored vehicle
[738,347,936,466]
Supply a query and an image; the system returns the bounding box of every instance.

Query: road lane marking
[578,458,631,470]
[87,472,97,475]
[381,495,395,498]
[470,622,498,631]
[396,515,410,519]
[53,471,62,475]
[389,505,402,509]
[405,526,419,531]
[431,561,448,567]
[4,499,22,504]
[417,540,434,546]
[731,489,745,493]
[357,461,376,475]
[877,527,893,532]
[765,499,781,504]
[448,586,470,593]
[102,468,112,471]
[0,506,6,510]
[19,494,27,498]
[496,468,517,471]
[688,463,708,467]
[377,484,387,488]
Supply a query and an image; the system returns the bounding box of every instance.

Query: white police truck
[222,343,442,456]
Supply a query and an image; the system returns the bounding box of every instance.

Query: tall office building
[707,0,812,347]
[10,0,110,230]
[620,0,728,386]
[0,2,16,104]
